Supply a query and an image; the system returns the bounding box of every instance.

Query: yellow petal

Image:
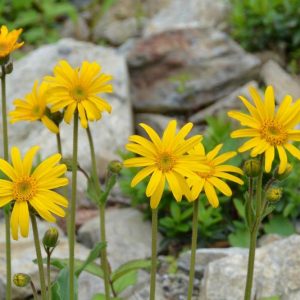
[131,166,155,187]
[23,146,40,176]
[19,201,29,238]
[150,175,165,209]
[265,146,274,173]
[277,145,287,174]
[166,171,182,202]
[208,177,232,196]
[41,116,59,134]
[284,143,300,160]
[204,182,219,208]
[146,169,162,197]
[11,202,20,240]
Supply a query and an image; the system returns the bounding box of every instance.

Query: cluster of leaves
[0,0,77,46]
[120,114,300,250]
[229,0,300,72]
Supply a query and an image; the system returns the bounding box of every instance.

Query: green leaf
[14,10,40,27]
[75,242,106,276]
[264,216,295,236]
[113,270,137,294]
[52,267,78,300]
[111,259,151,282]
[233,198,246,220]
[87,176,101,203]
[170,202,181,221]
[92,294,121,300]
[228,227,250,248]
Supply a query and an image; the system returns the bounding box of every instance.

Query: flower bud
[5,61,13,74]
[42,227,59,248]
[0,55,10,66]
[266,187,282,202]
[274,163,292,181]
[108,160,123,174]
[13,273,31,287]
[60,158,73,172]
[243,159,261,177]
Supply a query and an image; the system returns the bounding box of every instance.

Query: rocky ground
[1,0,300,299]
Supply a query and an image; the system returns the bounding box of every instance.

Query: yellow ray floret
[228,86,300,174]
[124,120,209,209]
[0,25,24,58]
[44,60,113,128]
[0,146,68,240]
[9,81,59,133]
[188,143,243,208]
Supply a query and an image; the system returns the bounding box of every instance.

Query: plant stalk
[244,161,263,300]
[69,111,79,300]
[56,132,62,155]
[150,208,158,300]
[47,250,51,300]
[31,214,47,300]
[187,198,199,300]
[86,126,110,298]
[30,280,39,300]
[1,64,11,300]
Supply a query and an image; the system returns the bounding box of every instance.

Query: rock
[92,0,170,45]
[260,60,300,102]
[0,221,97,300]
[258,234,283,247]
[144,0,230,36]
[77,207,162,269]
[61,16,90,41]
[200,235,300,300]
[3,38,132,173]
[127,29,261,113]
[178,247,248,278]
[189,81,259,123]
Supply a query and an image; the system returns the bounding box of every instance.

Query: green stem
[244,162,263,300]
[150,208,158,300]
[1,65,11,300]
[69,111,79,300]
[31,214,47,300]
[56,132,62,155]
[187,198,199,300]
[30,280,39,300]
[86,126,110,298]
[99,203,110,298]
[47,250,51,300]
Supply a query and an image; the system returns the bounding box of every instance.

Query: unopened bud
[5,62,13,74]
[13,273,31,287]
[61,158,73,172]
[274,163,292,181]
[108,160,123,174]
[243,159,261,177]
[42,227,59,248]
[266,187,282,202]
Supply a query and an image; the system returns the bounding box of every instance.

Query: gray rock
[77,207,162,270]
[144,0,231,36]
[260,60,300,103]
[200,235,300,300]
[127,29,260,113]
[178,247,248,278]
[189,81,259,123]
[3,38,132,174]
[61,16,90,41]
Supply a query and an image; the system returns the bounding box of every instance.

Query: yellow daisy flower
[9,81,59,133]
[45,60,113,128]
[124,120,209,209]
[228,86,300,174]
[0,146,68,240]
[0,25,24,59]
[188,143,243,207]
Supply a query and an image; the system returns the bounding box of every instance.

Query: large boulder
[126,28,260,114]
[2,38,132,173]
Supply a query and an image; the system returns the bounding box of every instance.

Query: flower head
[228,86,300,174]
[188,143,243,207]
[0,25,24,59]
[0,146,68,240]
[45,60,113,128]
[124,120,208,209]
[9,81,59,133]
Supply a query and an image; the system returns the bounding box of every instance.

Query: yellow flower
[228,86,300,174]
[0,25,24,59]
[188,143,243,208]
[0,146,68,240]
[9,81,59,134]
[124,120,208,209]
[45,60,113,128]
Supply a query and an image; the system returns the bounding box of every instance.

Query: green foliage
[0,0,77,46]
[263,215,295,236]
[229,0,300,71]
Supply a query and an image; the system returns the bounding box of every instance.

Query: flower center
[13,176,37,202]
[32,105,43,118]
[71,86,86,102]
[260,120,287,146]
[156,151,176,172]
